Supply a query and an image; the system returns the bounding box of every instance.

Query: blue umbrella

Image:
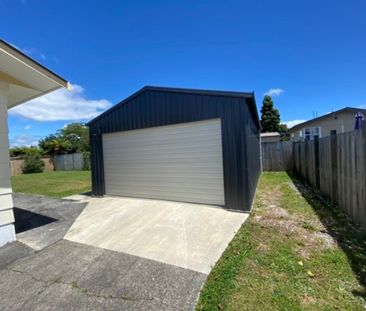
[355,112,364,130]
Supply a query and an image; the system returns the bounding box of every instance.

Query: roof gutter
[0,39,70,90]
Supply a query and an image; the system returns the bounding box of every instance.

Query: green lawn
[197,172,366,311]
[11,170,91,198]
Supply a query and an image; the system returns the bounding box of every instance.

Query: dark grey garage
[88,86,260,212]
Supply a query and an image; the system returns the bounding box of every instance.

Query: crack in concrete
[5,268,183,310]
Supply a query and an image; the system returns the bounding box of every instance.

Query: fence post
[73,153,76,170]
[304,140,309,182]
[362,121,366,228]
[314,136,320,188]
[297,142,302,176]
[259,134,263,173]
[330,130,338,204]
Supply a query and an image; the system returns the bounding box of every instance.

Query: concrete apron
[65,196,249,275]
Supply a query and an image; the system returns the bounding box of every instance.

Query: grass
[11,170,91,198]
[196,172,366,311]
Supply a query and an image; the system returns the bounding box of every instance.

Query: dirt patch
[256,242,270,253]
[254,185,336,259]
[302,294,317,307]
[257,185,283,207]
[314,232,337,249]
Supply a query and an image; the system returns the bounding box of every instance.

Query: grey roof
[289,107,366,132]
[260,132,280,137]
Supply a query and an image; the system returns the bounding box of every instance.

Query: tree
[39,123,89,156]
[9,146,41,157]
[60,123,90,153]
[260,95,280,132]
[278,123,290,141]
[38,134,72,156]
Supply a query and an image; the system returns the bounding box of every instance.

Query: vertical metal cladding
[88,87,261,212]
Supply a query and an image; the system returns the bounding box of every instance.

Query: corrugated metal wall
[89,88,260,212]
[243,102,261,208]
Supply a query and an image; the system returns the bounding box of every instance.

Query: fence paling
[53,153,86,170]
[261,141,293,172]
[292,123,366,229]
[11,153,90,175]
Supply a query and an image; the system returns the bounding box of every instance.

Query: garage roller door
[102,119,225,205]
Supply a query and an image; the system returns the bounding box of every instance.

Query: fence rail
[261,141,293,171]
[293,124,366,228]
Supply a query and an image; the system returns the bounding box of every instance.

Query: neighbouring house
[0,39,69,247]
[88,86,261,212]
[260,132,281,143]
[289,107,366,141]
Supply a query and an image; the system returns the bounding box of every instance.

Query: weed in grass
[302,222,318,232]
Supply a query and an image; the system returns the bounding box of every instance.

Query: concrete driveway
[0,195,249,311]
[65,196,248,275]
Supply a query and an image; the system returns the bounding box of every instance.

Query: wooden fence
[293,124,366,228]
[261,141,293,171]
[53,153,90,170]
[10,157,54,176]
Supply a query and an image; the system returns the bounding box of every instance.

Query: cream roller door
[102,119,225,205]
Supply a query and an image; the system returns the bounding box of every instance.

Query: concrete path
[13,193,87,250]
[64,193,92,203]
[0,193,87,272]
[65,196,248,274]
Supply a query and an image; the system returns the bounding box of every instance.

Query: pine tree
[260,95,280,132]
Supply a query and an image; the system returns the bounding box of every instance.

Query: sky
[1,0,366,146]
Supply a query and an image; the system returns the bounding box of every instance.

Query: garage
[103,119,225,205]
[89,86,261,212]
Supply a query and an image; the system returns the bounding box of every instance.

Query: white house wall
[0,82,15,246]
[291,111,362,141]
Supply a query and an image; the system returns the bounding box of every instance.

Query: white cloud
[9,84,112,122]
[264,88,284,97]
[10,135,39,147]
[7,41,60,63]
[24,124,31,130]
[283,119,307,128]
[51,56,60,64]
[22,47,47,60]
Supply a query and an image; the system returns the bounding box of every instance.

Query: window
[303,127,320,141]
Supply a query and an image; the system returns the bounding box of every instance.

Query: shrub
[22,152,45,174]
[82,151,91,170]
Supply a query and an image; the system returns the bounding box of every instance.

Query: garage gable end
[89,86,260,212]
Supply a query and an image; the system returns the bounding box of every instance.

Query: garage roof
[88,86,260,128]
[0,39,70,108]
